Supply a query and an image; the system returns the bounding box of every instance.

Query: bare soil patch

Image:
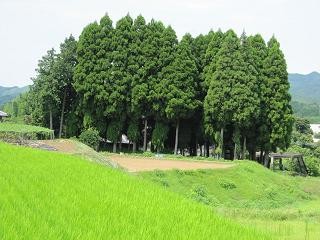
[109,154,234,172]
[39,139,76,153]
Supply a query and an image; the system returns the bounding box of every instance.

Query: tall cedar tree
[204,30,244,158]
[191,32,215,154]
[203,30,225,88]
[26,14,294,159]
[131,20,164,151]
[53,35,78,138]
[74,20,104,130]
[235,32,260,159]
[160,34,200,154]
[263,37,293,164]
[31,49,59,130]
[107,15,134,152]
[128,15,148,151]
[247,34,268,161]
[147,22,177,151]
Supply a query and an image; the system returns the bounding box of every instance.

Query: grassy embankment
[0,122,54,139]
[0,142,270,239]
[140,161,320,240]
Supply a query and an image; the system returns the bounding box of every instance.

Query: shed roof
[269,153,303,158]
[0,111,8,117]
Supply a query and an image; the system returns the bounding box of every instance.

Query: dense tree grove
[14,14,293,161]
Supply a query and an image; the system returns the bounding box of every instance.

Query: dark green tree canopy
[24,14,293,159]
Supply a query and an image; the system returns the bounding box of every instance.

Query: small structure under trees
[268,153,308,175]
[0,111,8,122]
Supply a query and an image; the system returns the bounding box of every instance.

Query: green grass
[139,161,320,239]
[0,122,53,139]
[0,143,270,239]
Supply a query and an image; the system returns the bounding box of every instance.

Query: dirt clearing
[29,140,234,172]
[108,154,234,172]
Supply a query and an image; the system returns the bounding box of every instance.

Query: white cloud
[0,0,319,86]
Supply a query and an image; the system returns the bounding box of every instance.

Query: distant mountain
[289,72,320,103]
[0,86,29,106]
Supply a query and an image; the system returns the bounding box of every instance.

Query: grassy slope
[139,161,320,240]
[0,123,53,134]
[0,143,269,240]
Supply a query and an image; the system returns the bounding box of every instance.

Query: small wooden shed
[269,153,308,175]
[0,111,8,122]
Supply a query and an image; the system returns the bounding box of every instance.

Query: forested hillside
[289,72,320,123]
[0,86,29,106]
[289,72,320,103]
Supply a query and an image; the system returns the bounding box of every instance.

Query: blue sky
[0,0,319,87]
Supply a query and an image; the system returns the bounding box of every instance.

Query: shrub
[190,185,211,205]
[151,122,169,152]
[219,178,237,190]
[79,128,101,150]
[127,121,140,142]
[304,157,320,176]
[314,132,320,139]
[190,185,220,206]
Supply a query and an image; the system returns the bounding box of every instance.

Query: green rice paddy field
[0,142,270,240]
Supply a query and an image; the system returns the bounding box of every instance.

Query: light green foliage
[151,121,169,152]
[287,145,320,176]
[294,117,313,135]
[29,49,59,128]
[0,123,54,141]
[127,120,140,142]
[106,120,122,143]
[21,36,78,136]
[140,160,320,240]
[0,143,270,239]
[79,127,101,150]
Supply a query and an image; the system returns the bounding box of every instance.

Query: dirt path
[30,140,234,172]
[109,154,234,172]
[32,140,118,168]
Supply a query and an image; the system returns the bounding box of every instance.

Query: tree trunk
[143,119,148,151]
[206,141,209,157]
[195,139,198,156]
[59,88,67,138]
[234,142,237,160]
[132,141,136,153]
[113,142,117,153]
[174,119,180,155]
[220,128,224,158]
[242,136,247,160]
[199,145,202,156]
[259,149,264,164]
[49,109,53,130]
[264,151,269,167]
